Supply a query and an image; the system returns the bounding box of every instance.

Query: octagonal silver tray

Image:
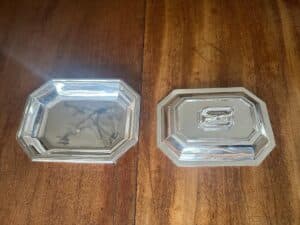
[157,87,275,167]
[17,79,140,163]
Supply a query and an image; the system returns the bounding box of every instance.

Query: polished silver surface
[157,88,275,167]
[17,79,140,163]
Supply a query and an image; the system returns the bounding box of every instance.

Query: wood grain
[0,1,145,225]
[0,0,299,225]
[136,1,299,225]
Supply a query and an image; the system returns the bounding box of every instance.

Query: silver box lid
[17,79,140,163]
[157,87,275,167]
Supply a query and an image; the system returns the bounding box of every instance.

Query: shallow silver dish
[17,79,140,163]
[157,87,275,167]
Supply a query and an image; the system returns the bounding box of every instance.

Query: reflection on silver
[17,79,140,163]
[157,88,275,167]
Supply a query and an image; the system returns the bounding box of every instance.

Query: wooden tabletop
[0,1,299,225]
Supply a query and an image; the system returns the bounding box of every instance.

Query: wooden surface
[0,1,299,225]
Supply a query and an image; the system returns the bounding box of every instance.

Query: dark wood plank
[0,1,145,225]
[136,1,299,225]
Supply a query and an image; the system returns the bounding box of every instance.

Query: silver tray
[157,87,275,167]
[17,79,140,163]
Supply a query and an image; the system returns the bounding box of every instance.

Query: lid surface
[157,87,275,167]
[17,79,140,163]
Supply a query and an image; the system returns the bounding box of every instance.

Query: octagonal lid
[17,79,140,163]
[157,87,275,167]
